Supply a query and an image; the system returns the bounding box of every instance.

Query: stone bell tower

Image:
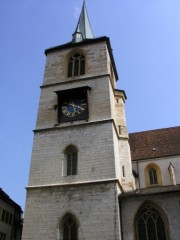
[22,1,134,239]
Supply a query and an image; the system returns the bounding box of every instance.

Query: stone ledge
[33,118,129,141]
[34,118,114,133]
[26,178,122,190]
[40,74,110,89]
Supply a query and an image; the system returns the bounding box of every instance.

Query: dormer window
[67,53,85,77]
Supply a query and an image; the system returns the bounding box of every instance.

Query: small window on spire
[67,53,85,78]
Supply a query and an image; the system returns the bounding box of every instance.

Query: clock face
[61,99,87,117]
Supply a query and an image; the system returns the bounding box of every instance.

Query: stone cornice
[40,74,110,89]
[26,178,123,191]
[34,118,129,141]
[33,118,129,140]
[34,118,113,133]
[119,184,180,199]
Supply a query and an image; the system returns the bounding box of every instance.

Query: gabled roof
[129,126,180,161]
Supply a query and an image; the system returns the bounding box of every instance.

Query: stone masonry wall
[36,76,112,130]
[132,155,180,188]
[22,182,121,240]
[29,121,116,186]
[43,42,108,86]
[120,193,180,240]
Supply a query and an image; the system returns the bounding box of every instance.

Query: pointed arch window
[145,164,162,186]
[135,204,169,240]
[65,146,78,176]
[67,53,85,77]
[62,214,78,240]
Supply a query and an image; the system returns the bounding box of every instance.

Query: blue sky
[0,0,180,211]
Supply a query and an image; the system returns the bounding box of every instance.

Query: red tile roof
[129,126,180,161]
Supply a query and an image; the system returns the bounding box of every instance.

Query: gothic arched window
[145,163,162,186]
[135,204,169,240]
[65,146,78,176]
[149,168,158,185]
[62,214,78,240]
[67,53,85,77]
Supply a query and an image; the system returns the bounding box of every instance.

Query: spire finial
[72,0,94,43]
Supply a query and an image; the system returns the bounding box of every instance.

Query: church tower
[22,2,134,239]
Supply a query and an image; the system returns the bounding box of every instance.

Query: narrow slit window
[65,146,78,176]
[122,165,125,177]
[149,168,158,185]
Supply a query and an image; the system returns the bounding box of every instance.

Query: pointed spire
[72,0,94,43]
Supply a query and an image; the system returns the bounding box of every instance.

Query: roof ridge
[129,126,180,135]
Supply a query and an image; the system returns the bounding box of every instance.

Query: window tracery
[135,204,168,240]
[145,163,162,186]
[61,214,78,240]
[67,53,85,77]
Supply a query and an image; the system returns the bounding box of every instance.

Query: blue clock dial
[61,99,87,117]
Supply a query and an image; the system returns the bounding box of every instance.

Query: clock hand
[68,102,79,112]
[69,102,76,108]
[74,105,84,110]
[69,102,84,110]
